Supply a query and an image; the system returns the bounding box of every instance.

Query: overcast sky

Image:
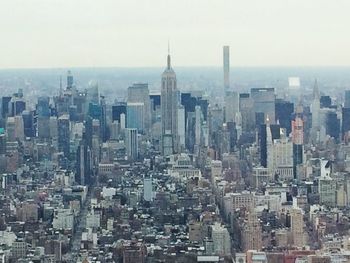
[0,0,349,68]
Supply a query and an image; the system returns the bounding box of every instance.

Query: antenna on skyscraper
[167,40,171,69]
[168,39,170,55]
[59,75,63,96]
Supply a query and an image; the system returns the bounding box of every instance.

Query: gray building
[251,88,275,125]
[161,51,178,155]
[223,46,230,93]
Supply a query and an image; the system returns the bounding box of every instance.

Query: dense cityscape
[0,44,350,263]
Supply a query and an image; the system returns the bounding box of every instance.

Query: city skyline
[1,0,350,68]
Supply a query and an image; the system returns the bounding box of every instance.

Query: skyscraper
[251,88,275,124]
[291,207,304,247]
[161,50,178,155]
[22,110,35,137]
[128,83,151,134]
[37,96,51,139]
[126,102,145,133]
[223,46,230,93]
[345,90,350,108]
[58,114,70,158]
[311,79,320,143]
[67,70,74,90]
[126,128,138,161]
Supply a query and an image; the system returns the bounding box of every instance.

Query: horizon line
[1,65,350,71]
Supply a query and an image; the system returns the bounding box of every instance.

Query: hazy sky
[1,0,350,68]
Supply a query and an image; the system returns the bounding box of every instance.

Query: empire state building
[161,51,178,156]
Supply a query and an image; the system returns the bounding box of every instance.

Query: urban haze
[1,1,350,263]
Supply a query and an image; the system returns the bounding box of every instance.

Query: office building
[325,111,340,141]
[143,176,153,202]
[112,102,127,123]
[1,96,11,118]
[178,106,185,151]
[211,223,231,256]
[291,207,304,247]
[224,91,239,123]
[342,107,350,139]
[242,211,262,251]
[275,99,294,135]
[251,88,275,124]
[239,93,255,132]
[161,50,178,155]
[126,128,138,161]
[58,114,70,158]
[345,90,350,108]
[126,102,145,133]
[22,110,35,137]
[128,83,151,133]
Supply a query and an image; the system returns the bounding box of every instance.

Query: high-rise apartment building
[290,207,304,247]
[223,46,230,93]
[242,210,262,251]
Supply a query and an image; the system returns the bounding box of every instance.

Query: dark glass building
[275,99,294,135]
[112,103,127,123]
[326,111,340,141]
[320,96,332,108]
[22,110,35,137]
[342,107,350,138]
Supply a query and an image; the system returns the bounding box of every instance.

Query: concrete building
[211,223,231,256]
[291,207,304,247]
[126,128,138,161]
[242,211,262,252]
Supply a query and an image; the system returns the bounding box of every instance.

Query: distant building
[223,46,230,93]
[242,211,262,251]
[128,83,151,133]
[211,223,231,256]
[58,114,70,158]
[251,88,275,125]
[127,102,145,133]
[291,207,304,247]
[126,128,138,161]
[161,51,178,155]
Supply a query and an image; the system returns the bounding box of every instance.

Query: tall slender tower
[311,79,320,143]
[223,46,230,94]
[161,48,178,155]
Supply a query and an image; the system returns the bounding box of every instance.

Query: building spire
[313,79,320,100]
[167,41,171,70]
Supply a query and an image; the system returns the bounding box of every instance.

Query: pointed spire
[313,79,320,100]
[167,41,171,69]
[59,75,63,96]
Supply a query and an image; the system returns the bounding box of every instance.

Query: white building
[52,209,74,230]
[267,126,293,180]
[86,210,101,229]
[211,223,231,256]
[143,176,153,202]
